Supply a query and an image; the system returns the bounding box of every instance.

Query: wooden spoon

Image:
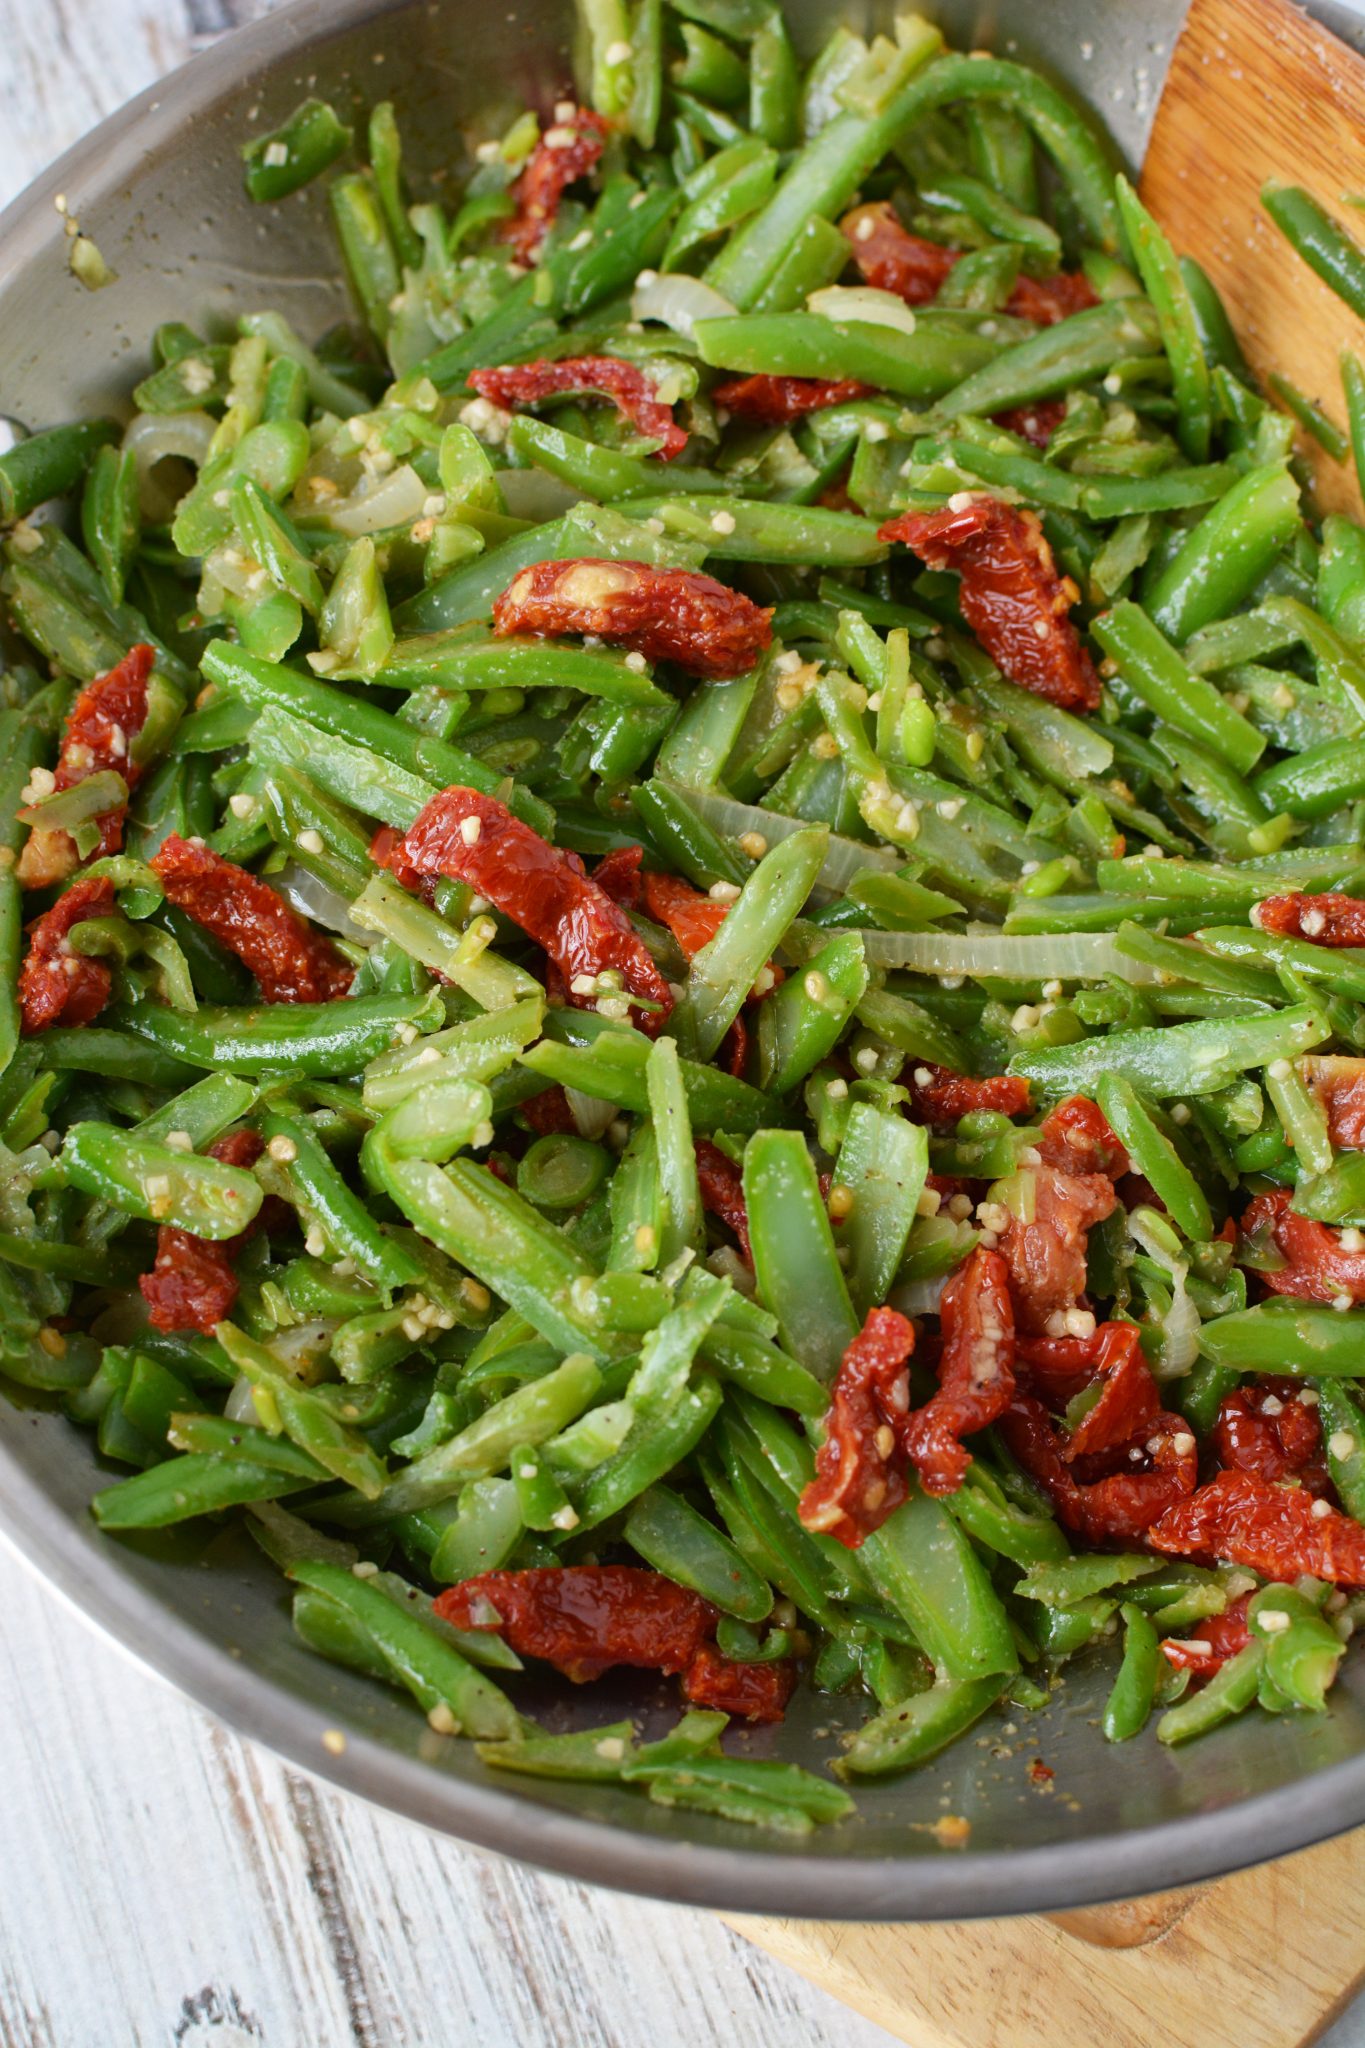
[1141,0,1365,516]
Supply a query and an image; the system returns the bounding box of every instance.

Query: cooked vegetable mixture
[8,0,1365,1835]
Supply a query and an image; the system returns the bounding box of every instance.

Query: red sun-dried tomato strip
[695,1137,752,1263]
[1213,1378,1329,1493]
[433,1565,715,1682]
[906,1062,1032,1130]
[991,399,1068,449]
[1005,270,1100,326]
[1036,1095,1130,1178]
[370,822,432,899]
[880,500,1100,712]
[139,1130,273,1336]
[499,105,608,266]
[998,1161,1119,1337]
[901,1245,1015,1496]
[1240,1187,1365,1306]
[712,374,876,424]
[1256,892,1365,946]
[641,869,728,957]
[18,644,155,889]
[1161,1593,1253,1681]
[492,558,773,680]
[470,356,688,460]
[999,1391,1197,1547]
[841,202,1098,329]
[1306,1058,1365,1150]
[397,787,673,1032]
[591,842,645,911]
[682,1642,796,1723]
[521,1084,579,1137]
[798,1306,915,1549]
[1148,1468,1365,1585]
[1063,1323,1161,1463]
[150,834,354,1005]
[841,202,959,303]
[18,877,116,1034]
[1016,1332,1104,1408]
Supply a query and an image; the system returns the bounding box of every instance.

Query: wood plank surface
[1142,0,1365,518]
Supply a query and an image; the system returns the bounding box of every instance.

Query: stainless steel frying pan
[4,0,1365,1920]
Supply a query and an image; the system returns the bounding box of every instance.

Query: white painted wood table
[0,6,893,2044]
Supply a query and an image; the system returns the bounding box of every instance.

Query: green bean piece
[0,419,119,524]
[1102,1603,1161,1742]
[1263,181,1365,320]
[1092,603,1264,775]
[260,1107,423,1288]
[833,1105,928,1318]
[1115,177,1210,462]
[92,1453,316,1527]
[842,1671,1006,1776]
[62,1122,262,1239]
[744,1127,858,1381]
[217,1323,389,1500]
[242,98,352,202]
[645,1035,703,1263]
[1094,1074,1212,1242]
[1317,1381,1365,1522]
[624,1482,772,1619]
[1145,464,1303,644]
[757,931,868,1094]
[1010,1003,1330,1100]
[1198,1298,1365,1375]
[671,824,827,1061]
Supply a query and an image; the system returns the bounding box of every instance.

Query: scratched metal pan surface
[8,0,1365,1921]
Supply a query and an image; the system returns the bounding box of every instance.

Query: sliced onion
[273,860,369,942]
[889,1274,948,1318]
[565,1084,618,1140]
[668,781,896,893]
[499,468,584,521]
[631,272,737,339]
[324,462,429,536]
[224,1376,258,1424]
[807,286,919,337]
[268,1319,339,1372]
[1159,1273,1201,1378]
[854,929,1164,983]
[123,410,217,519]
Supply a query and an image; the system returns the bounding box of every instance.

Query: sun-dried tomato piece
[640,869,728,957]
[1000,1391,1197,1546]
[1005,270,1100,326]
[521,1084,579,1137]
[1213,1377,1329,1494]
[695,1137,751,1263]
[370,821,433,899]
[902,1246,1015,1496]
[1160,1592,1253,1680]
[880,500,1101,712]
[140,1130,269,1336]
[991,399,1068,449]
[907,1062,1032,1130]
[150,834,353,1005]
[1306,1057,1365,1150]
[1036,1095,1129,1178]
[1016,1332,1100,1408]
[1240,1187,1365,1306]
[682,1642,796,1722]
[493,558,773,681]
[1256,891,1365,946]
[433,1565,715,1682]
[18,644,156,888]
[1063,1323,1161,1462]
[470,356,688,460]
[398,788,673,1032]
[712,374,876,424]
[841,202,959,303]
[721,1008,750,1080]
[798,1307,915,1549]
[591,842,645,911]
[998,1162,1119,1337]
[18,877,116,1034]
[1149,1468,1365,1584]
[499,105,609,265]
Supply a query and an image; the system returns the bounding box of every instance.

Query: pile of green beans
[8,0,1365,1831]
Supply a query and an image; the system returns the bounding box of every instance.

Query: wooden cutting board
[1141,0,1365,519]
[730,1826,1365,2047]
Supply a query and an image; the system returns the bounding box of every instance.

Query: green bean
[620,492,889,567]
[932,298,1162,422]
[1263,181,1365,320]
[1250,1585,1343,1712]
[645,1034,703,1263]
[672,825,827,1061]
[92,1453,316,1527]
[1103,1603,1161,1742]
[112,989,444,1078]
[833,1104,928,1317]
[1010,1003,1330,1099]
[1317,1380,1365,1521]
[61,1122,262,1239]
[694,312,998,402]
[1092,603,1264,775]
[1115,177,1210,462]
[743,1127,858,1381]
[0,420,120,524]
[757,931,867,1093]
[217,1324,388,1499]
[1094,1074,1212,1241]
[1199,1298,1365,1374]
[624,1482,771,1619]
[242,98,352,203]
[842,1670,1006,1776]
[1145,464,1303,643]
